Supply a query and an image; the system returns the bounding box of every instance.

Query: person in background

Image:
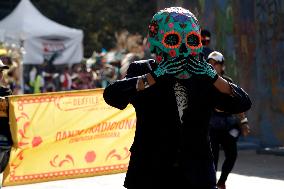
[7,65,21,95]
[120,34,145,79]
[100,51,121,88]
[201,29,214,59]
[29,66,44,93]
[0,56,21,95]
[103,7,251,189]
[207,51,250,189]
[60,66,72,91]
[0,60,12,187]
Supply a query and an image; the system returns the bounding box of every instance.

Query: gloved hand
[184,55,218,83]
[151,57,187,80]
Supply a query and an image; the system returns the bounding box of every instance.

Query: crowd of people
[0,32,151,95]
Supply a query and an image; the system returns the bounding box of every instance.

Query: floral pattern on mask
[147,7,203,79]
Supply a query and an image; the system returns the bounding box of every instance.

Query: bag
[209,111,240,131]
[226,115,240,129]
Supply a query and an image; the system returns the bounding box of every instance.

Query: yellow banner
[3,89,136,186]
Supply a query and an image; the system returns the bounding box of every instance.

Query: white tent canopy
[0,0,83,64]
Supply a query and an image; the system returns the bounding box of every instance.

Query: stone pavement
[2,150,284,189]
[219,149,284,189]
[228,149,284,180]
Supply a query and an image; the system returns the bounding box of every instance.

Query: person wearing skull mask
[103,7,251,189]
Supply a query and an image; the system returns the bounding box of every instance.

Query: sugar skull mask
[148,7,203,79]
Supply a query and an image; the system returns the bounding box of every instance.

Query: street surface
[2,150,284,189]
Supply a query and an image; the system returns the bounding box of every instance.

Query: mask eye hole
[162,31,182,49]
[186,31,202,49]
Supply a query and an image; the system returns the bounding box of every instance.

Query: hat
[0,60,9,70]
[208,51,224,63]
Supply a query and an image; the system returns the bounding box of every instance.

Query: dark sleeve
[103,62,147,110]
[0,87,12,96]
[214,82,252,114]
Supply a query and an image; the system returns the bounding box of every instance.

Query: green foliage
[31,0,156,57]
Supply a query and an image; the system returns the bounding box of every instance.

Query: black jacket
[103,59,251,188]
[0,86,12,173]
[0,86,12,142]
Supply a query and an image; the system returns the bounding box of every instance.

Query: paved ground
[2,150,284,189]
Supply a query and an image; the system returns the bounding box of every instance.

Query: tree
[31,0,156,57]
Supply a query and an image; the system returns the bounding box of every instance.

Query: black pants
[0,146,11,173]
[125,166,217,189]
[125,161,217,189]
[210,129,238,184]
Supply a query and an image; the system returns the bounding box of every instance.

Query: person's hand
[240,123,250,137]
[0,97,8,117]
[184,55,218,83]
[151,57,187,80]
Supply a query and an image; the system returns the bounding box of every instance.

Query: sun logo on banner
[49,154,75,167]
[105,147,131,161]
